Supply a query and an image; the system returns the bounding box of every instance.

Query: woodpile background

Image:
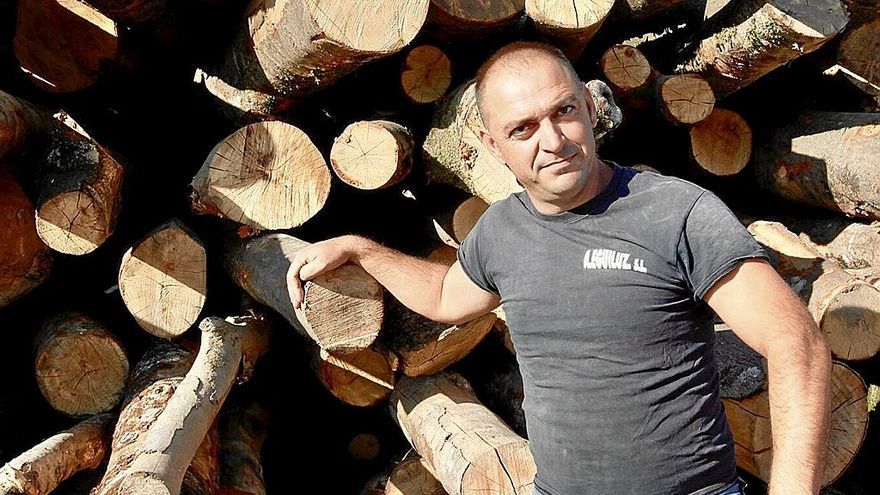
[1,0,879,494]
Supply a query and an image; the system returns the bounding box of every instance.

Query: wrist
[340,235,377,265]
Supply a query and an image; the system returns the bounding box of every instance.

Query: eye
[509,124,531,138]
[559,104,576,115]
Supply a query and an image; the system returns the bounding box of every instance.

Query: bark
[674,0,849,97]
[754,111,880,220]
[0,414,113,495]
[118,219,207,339]
[330,121,414,190]
[401,45,452,104]
[219,402,270,495]
[191,121,331,230]
[226,232,384,354]
[0,171,52,308]
[390,372,536,495]
[35,312,129,416]
[689,108,752,176]
[525,0,615,60]
[13,0,119,93]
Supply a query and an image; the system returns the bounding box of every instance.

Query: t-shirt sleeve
[677,191,769,300]
[456,219,499,295]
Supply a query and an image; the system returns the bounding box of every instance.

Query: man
[287,42,831,495]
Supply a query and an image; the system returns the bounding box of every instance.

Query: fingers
[286,254,309,310]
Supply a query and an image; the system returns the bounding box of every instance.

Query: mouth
[539,153,578,171]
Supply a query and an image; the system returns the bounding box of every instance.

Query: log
[226,232,384,354]
[754,111,880,220]
[673,0,849,98]
[689,108,752,176]
[426,0,524,38]
[385,454,446,495]
[314,346,396,407]
[35,113,123,255]
[219,402,270,495]
[13,0,119,93]
[118,219,207,339]
[94,341,220,495]
[747,220,880,361]
[833,18,880,96]
[599,44,654,99]
[426,245,458,265]
[401,45,452,104]
[390,372,535,495]
[655,74,715,125]
[348,433,381,462]
[330,121,414,190]
[430,196,489,247]
[208,0,429,112]
[0,172,52,308]
[423,78,622,204]
[525,0,615,60]
[0,90,49,158]
[107,315,270,495]
[612,0,685,20]
[191,121,331,230]
[383,294,496,377]
[782,217,880,270]
[723,361,868,487]
[0,414,113,495]
[35,312,129,416]
[87,0,169,25]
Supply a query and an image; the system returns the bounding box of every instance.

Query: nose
[538,120,567,154]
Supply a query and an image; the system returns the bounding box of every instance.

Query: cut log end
[119,220,207,339]
[430,0,523,24]
[330,121,414,190]
[526,0,615,58]
[385,456,444,495]
[316,347,394,407]
[658,74,715,125]
[192,121,331,230]
[348,433,381,461]
[306,0,429,53]
[36,190,110,255]
[689,108,752,176]
[399,312,497,377]
[452,197,489,243]
[599,44,651,92]
[820,281,880,361]
[401,45,452,104]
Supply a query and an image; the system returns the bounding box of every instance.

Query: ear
[582,82,598,129]
[478,127,506,165]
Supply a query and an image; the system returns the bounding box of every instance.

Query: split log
[423,78,621,204]
[383,294,496,377]
[723,361,868,487]
[832,18,880,96]
[391,372,535,495]
[673,0,849,98]
[754,111,880,220]
[348,433,381,462]
[0,414,113,495]
[426,0,523,38]
[13,0,119,93]
[118,219,207,339]
[219,402,270,495]
[104,315,269,495]
[35,113,123,255]
[35,312,129,416]
[93,341,220,495]
[401,45,452,104]
[0,90,49,158]
[314,346,396,407]
[330,121,414,190]
[191,121,331,230]
[747,220,880,361]
[386,454,446,495]
[781,217,880,270]
[525,0,615,60]
[226,232,384,354]
[430,196,488,247]
[689,108,752,176]
[207,0,430,114]
[0,172,52,308]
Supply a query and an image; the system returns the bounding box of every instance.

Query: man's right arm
[286,235,501,325]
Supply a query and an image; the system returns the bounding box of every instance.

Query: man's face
[478,55,598,209]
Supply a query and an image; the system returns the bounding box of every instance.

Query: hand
[286,236,359,309]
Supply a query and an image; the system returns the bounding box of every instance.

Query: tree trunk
[401,45,452,104]
[35,113,123,255]
[118,219,207,339]
[35,312,129,417]
[314,346,396,407]
[93,341,220,495]
[525,0,615,60]
[226,232,384,354]
[0,90,49,158]
[754,111,880,220]
[191,121,331,231]
[425,0,524,38]
[106,315,269,495]
[0,171,52,308]
[390,372,536,495]
[674,0,849,97]
[689,108,752,176]
[747,220,880,361]
[219,402,270,495]
[13,0,119,93]
[722,361,868,487]
[0,414,112,495]
[330,121,414,190]
[385,454,446,495]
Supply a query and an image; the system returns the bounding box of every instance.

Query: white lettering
[581,249,648,274]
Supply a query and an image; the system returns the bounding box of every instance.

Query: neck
[531,156,613,215]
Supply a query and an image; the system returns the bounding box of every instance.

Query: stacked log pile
[1,0,878,494]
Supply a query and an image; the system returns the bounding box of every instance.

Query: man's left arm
[705,258,832,495]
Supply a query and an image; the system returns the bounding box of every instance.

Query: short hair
[474,41,580,126]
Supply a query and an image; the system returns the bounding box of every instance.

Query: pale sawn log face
[688,108,751,176]
[330,120,414,190]
[315,346,394,407]
[401,45,453,104]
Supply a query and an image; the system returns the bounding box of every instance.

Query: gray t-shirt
[457,163,767,495]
